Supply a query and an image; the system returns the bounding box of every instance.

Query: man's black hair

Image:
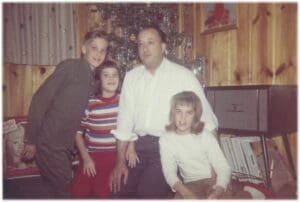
[139,24,167,43]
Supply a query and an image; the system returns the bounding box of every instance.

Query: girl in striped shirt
[71,61,136,198]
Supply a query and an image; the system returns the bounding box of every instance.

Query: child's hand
[22,144,36,160]
[125,149,140,168]
[83,154,96,177]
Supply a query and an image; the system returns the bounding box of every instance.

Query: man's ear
[81,45,87,55]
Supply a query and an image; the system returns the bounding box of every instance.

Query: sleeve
[111,73,138,141]
[77,108,89,135]
[159,136,180,191]
[25,60,71,144]
[184,71,218,131]
[206,133,231,190]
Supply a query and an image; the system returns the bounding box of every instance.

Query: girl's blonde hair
[165,91,205,134]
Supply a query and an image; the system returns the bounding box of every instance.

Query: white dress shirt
[159,130,231,190]
[112,58,218,141]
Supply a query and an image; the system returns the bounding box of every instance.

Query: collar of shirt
[141,57,167,80]
[98,94,118,103]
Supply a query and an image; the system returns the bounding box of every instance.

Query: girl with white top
[159,91,231,199]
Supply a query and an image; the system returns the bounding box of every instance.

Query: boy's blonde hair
[83,30,109,44]
[165,91,205,134]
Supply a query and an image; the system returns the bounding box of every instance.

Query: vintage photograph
[3,2,297,199]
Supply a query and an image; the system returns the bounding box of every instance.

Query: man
[109,25,218,199]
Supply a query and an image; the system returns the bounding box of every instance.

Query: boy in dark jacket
[22,30,109,198]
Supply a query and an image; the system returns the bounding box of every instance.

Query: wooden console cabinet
[205,85,297,187]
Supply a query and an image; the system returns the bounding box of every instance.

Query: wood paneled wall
[180,3,297,86]
[3,3,297,171]
[3,64,56,117]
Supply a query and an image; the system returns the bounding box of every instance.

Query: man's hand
[22,144,36,160]
[126,151,140,168]
[126,143,140,168]
[109,161,128,193]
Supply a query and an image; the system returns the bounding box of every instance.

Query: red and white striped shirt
[78,94,119,152]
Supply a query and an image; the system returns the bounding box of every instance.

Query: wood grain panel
[3,64,55,117]
[250,4,275,84]
[195,4,204,58]
[182,3,194,63]
[228,30,238,85]
[235,4,250,85]
[3,63,33,117]
[211,32,230,85]
[31,66,56,94]
[182,3,194,34]
[273,3,297,84]
[76,4,89,57]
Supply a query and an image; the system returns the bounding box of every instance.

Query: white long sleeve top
[159,130,231,190]
[112,58,218,141]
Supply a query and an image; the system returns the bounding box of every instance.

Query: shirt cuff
[111,129,138,141]
[205,122,218,132]
[214,180,228,191]
[169,178,181,192]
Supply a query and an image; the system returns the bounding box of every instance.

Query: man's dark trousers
[112,135,171,199]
